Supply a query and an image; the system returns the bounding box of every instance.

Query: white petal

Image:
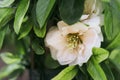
[57,48,77,65]
[57,21,88,35]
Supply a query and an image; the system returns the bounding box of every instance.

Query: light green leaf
[32,39,45,55]
[0,64,25,79]
[52,66,78,80]
[18,19,32,39]
[92,47,109,63]
[33,24,46,38]
[87,57,107,80]
[36,0,55,28]
[0,26,8,49]
[0,0,15,7]
[0,8,15,29]
[44,54,60,69]
[59,0,84,24]
[109,48,120,70]
[0,52,21,64]
[14,0,30,34]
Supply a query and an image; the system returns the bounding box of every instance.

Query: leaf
[14,0,30,34]
[33,24,46,38]
[104,0,120,40]
[44,53,60,69]
[36,0,55,28]
[87,57,107,80]
[0,52,21,64]
[92,47,109,63]
[32,40,45,55]
[107,33,120,50]
[0,64,25,79]
[52,66,78,80]
[59,0,84,24]
[0,26,8,49]
[0,0,15,7]
[109,48,120,70]
[18,19,32,39]
[0,8,15,29]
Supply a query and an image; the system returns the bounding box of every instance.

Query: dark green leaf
[59,0,84,24]
[0,0,15,7]
[18,19,32,39]
[104,0,120,40]
[87,57,107,80]
[33,24,46,38]
[0,52,21,64]
[52,66,78,80]
[14,0,30,34]
[0,64,25,79]
[92,47,109,63]
[32,40,45,55]
[36,0,55,28]
[0,8,15,29]
[0,26,8,49]
[44,53,60,69]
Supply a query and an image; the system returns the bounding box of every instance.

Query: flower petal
[57,21,88,35]
[57,48,77,65]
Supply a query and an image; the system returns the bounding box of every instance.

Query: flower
[45,16,103,66]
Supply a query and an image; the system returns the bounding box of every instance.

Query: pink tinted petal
[45,27,66,51]
[58,21,88,35]
[57,48,77,65]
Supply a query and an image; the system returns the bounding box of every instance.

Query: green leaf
[33,24,46,38]
[0,26,8,49]
[18,19,32,39]
[107,33,120,50]
[0,8,15,29]
[44,53,60,69]
[87,57,107,80]
[59,0,84,24]
[0,0,15,7]
[0,52,21,64]
[52,66,78,80]
[36,0,55,28]
[0,64,25,79]
[109,48,120,70]
[32,40,45,55]
[14,0,30,34]
[92,47,109,63]
[104,0,120,40]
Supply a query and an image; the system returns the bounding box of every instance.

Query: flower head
[45,16,103,66]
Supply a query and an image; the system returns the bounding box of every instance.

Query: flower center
[67,33,82,49]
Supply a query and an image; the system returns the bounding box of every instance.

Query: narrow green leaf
[0,27,8,49]
[14,0,30,34]
[0,64,25,79]
[52,66,78,80]
[33,24,46,38]
[92,47,109,63]
[0,8,15,29]
[109,48,120,70]
[18,19,32,39]
[0,0,15,7]
[36,0,55,28]
[87,57,107,80]
[44,54,60,69]
[59,0,84,24]
[0,52,21,64]
[32,40,45,55]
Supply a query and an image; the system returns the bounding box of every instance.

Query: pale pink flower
[45,16,103,66]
